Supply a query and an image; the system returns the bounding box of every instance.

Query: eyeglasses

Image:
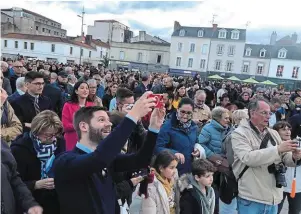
[257,111,273,116]
[179,110,193,116]
[89,86,97,89]
[14,66,23,68]
[39,133,57,140]
[94,78,101,81]
[31,82,45,86]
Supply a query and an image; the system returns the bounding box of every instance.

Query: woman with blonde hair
[11,110,65,214]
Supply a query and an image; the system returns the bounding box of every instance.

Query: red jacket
[62,101,94,151]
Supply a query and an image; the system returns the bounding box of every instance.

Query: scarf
[153,169,175,213]
[188,174,213,214]
[30,133,57,179]
[176,112,192,133]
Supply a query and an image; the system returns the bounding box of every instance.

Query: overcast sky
[1,0,300,44]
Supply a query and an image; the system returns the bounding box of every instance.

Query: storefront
[169,68,206,77]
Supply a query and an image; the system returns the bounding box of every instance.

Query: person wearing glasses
[192,90,211,131]
[11,110,65,214]
[87,79,103,107]
[10,61,24,93]
[92,73,105,99]
[11,72,52,133]
[155,97,200,176]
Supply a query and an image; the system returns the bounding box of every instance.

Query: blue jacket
[198,119,227,158]
[96,85,105,99]
[7,91,22,104]
[155,112,198,175]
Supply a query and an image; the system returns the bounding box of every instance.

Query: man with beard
[53,92,165,214]
[192,90,211,128]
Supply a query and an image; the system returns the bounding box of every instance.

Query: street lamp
[77,7,85,65]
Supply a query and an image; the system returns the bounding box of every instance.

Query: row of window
[176,57,206,69]
[4,40,95,58]
[38,18,61,28]
[245,48,288,59]
[276,65,299,78]
[179,29,240,40]
[177,43,209,55]
[36,26,65,37]
[119,51,162,64]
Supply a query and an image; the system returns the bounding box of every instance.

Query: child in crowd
[177,159,216,214]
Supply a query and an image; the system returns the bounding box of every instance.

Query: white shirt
[269,113,277,128]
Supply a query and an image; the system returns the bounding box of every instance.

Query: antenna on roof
[210,14,217,25]
[245,21,251,29]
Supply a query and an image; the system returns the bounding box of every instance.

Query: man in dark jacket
[53,93,163,214]
[152,77,174,96]
[9,61,24,93]
[134,72,150,100]
[289,112,301,139]
[52,71,73,103]
[1,140,43,214]
[41,70,63,117]
[11,72,52,133]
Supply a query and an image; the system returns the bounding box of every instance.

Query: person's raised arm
[54,92,156,181]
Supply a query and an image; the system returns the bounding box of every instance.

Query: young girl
[140,150,178,214]
[177,159,216,214]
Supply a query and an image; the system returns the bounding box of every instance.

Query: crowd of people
[1,56,301,214]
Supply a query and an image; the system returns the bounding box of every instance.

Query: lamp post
[77,6,85,65]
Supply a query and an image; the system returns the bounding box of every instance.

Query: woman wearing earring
[62,81,94,151]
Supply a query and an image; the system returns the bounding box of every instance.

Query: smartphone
[148,94,164,108]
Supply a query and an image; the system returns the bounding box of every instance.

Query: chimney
[270,31,277,45]
[139,31,146,41]
[292,32,298,44]
[85,35,92,45]
[174,21,181,31]
[212,23,218,31]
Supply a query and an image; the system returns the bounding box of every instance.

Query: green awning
[227,76,241,81]
[260,80,278,86]
[207,74,224,80]
[243,78,259,84]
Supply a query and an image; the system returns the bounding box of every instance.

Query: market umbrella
[227,76,241,81]
[260,80,278,86]
[243,78,259,84]
[207,74,224,80]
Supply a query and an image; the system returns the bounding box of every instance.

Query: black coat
[53,117,157,214]
[10,133,66,214]
[9,74,20,93]
[134,83,148,99]
[289,113,301,139]
[11,93,53,133]
[1,141,39,214]
[180,188,203,214]
[102,94,114,110]
[42,83,63,117]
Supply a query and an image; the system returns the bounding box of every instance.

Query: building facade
[169,21,247,77]
[1,33,109,66]
[109,41,170,72]
[1,7,67,38]
[87,20,133,43]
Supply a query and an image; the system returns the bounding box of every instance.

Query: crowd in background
[1,55,301,214]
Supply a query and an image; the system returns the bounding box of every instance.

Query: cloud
[1,0,300,44]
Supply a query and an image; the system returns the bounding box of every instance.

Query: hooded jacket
[176,174,215,214]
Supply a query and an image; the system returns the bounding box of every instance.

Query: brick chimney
[139,31,146,41]
[85,35,92,45]
[212,23,218,31]
[174,21,181,31]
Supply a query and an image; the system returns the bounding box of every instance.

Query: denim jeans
[219,198,237,214]
[237,197,278,214]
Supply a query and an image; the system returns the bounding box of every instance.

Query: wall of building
[169,36,211,72]
[207,40,245,74]
[1,38,108,66]
[241,57,271,77]
[109,42,170,66]
[88,22,111,42]
[269,59,301,80]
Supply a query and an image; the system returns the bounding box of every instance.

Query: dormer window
[245,48,252,56]
[197,30,204,37]
[218,29,227,39]
[259,49,266,57]
[179,29,185,37]
[231,30,240,40]
[278,48,287,59]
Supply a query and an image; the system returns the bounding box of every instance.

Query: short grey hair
[194,90,206,98]
[65,66,72,72]
[248,98,270,117]
[1,61,8,68]
[50,72,57,78]
[16,77,26,89]
[87,79,97,85]
[211,107,229,121]
[232,110,249,125]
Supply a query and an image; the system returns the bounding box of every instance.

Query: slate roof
[2,33,96,50]
[172,26,246,41]
[244,44,301,60]
[131,41,170,46]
